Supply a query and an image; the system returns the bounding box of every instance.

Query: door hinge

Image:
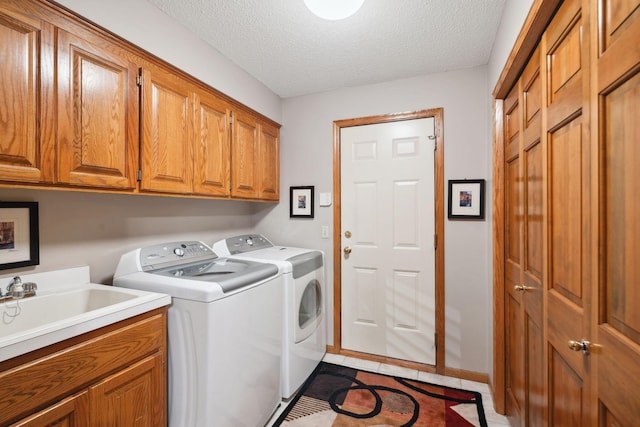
[434,233,437,250]
[230,112,234,126]
[136,69,143,87]
[136,170,142,181]
[434,332,438,349]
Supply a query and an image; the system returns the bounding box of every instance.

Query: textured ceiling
[145,0,506,98]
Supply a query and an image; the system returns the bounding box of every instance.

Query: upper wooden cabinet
[0,0,280,201]
[193,88,231,197]
[57,27,139,189]
[231,110,280,200]
[139,65,194,194]
[0,3,54,183]
[257,121,280,201]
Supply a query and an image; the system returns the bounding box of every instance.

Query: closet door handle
[514,284,534,292]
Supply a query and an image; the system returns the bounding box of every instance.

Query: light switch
[321,225,329,238]
[319,192,332,207]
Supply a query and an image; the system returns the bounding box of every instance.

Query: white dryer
[213,234,326,399]
[113,241,283,427]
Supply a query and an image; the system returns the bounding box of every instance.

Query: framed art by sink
[0,201,39,270]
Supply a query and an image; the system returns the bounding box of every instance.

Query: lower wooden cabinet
[0,308,167,426]
[12,391,90,427]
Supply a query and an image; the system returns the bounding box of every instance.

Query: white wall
[54,0,282,123]
[488,0,535,91]
[0,188,276,284]
[255,66,493,374]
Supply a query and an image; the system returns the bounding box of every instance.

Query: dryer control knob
[174,247,185,257]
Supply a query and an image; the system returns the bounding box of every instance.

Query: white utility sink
[0,266,171,363]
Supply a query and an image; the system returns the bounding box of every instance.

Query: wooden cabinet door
[0,4,53,183]
[258,121,279,200]
[57,28,138,189]
[193,89,230,196]
[90,353,165,427]
[140,66,193,194]
[12,391,89,427]
[230,109,259,198]
[595,1,640,426]
[543,0,593,424]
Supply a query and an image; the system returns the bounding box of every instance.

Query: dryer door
[296,275,323,343]
[289,251,324,343]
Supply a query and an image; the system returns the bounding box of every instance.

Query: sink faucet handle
[23,282,38,293]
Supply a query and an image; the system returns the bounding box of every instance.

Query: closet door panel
[544,0,592,424]
[596,1,640,425]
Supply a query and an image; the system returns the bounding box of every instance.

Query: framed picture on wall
[0,201,40,270]
[448,179,485,220]
[290,186,314,218]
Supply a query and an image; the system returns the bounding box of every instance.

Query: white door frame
[330,108,445,374]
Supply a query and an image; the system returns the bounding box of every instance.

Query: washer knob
[174,247,185,257]
[246,237,254,246]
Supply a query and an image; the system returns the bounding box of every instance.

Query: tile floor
[266,353,511,426]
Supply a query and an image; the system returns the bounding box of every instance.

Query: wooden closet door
[543,0,594,424]
[594,1,640,425]
[504,45,545,427]
[504,83,525,427]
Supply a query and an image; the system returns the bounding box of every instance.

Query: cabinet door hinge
[136,69,143,87]
[229,112,234,126]
[136,170,142,181]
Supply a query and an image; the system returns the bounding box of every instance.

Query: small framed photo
[0,201,40,270]
[448,179,485,220]
[290,186,314,218]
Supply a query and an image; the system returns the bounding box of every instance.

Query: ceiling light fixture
[304,0,365,21]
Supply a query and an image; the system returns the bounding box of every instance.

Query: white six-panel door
[340,118,436,365]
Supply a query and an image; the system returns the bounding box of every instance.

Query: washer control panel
[222,234,273,255]
[140,241,215,271]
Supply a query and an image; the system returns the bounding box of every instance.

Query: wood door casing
[331,109,446,377]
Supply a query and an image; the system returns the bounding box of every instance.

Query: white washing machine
[213,234,326,399]
[113,241,283,427]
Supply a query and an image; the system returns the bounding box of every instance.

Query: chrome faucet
[1,276,38,301]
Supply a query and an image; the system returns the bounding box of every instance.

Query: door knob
[568,339,591,355]
[343,246,352,255]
